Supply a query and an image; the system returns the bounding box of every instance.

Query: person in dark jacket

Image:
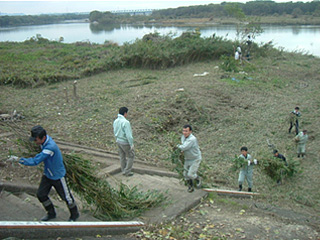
[273,149,288,185]
[19,126,79,221]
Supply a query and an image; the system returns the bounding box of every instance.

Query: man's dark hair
[273,149,278,154]
[240,146,248,152]
[119,107,128,116]
[295,107,300,110]
[183,124,192,131]
[30,125,46,141]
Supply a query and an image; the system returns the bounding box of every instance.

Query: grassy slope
[1,51,320,216]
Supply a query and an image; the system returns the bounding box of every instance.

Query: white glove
[130,144,134,151]
[248,160,251,166]
[254,159,258,165]
[7,155,19,162]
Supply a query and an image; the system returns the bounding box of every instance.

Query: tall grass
[0,31,234,87]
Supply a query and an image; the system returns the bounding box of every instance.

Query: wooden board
[0,221,144,229]
[203,188,260,196]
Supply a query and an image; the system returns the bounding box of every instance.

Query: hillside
[1,51,320,239]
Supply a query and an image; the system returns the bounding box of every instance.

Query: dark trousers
[37,175,77,216]
[289,120,299,135]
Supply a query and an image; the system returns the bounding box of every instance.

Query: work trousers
[184,159,202,180]
[297,143,306,154]
[238,168,253,188]
[37,175,77,214]
[289,120,299,135]
[117,142,135,175]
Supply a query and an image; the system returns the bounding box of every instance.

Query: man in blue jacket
[19,126,79,221]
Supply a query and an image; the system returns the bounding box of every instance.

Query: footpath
[0,138,207,239]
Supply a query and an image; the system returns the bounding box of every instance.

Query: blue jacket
[20,135,66,180]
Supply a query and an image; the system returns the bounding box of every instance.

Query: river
[1,22,319,57]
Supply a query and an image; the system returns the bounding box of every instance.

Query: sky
[0,0,310,15]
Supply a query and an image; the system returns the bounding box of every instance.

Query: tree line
[151,1,320,19]
[1,1,320,28]
[0,13,89,27]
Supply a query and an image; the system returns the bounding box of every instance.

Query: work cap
[29,125,45,141]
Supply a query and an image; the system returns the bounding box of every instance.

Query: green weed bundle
[230,155,246,172]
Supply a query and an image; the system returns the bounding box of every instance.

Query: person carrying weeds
[238,146,258,192]
[289,107,301,135]
[19,126,80,221]
[177,124,202,193]
[294,130,308,158]
[113,107,135,176]
[273,149,288,185]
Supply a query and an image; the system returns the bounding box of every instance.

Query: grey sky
[0,1,309,15]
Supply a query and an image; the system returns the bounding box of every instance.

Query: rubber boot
[248,188,252,192]
[238,184,242,191]
[187,179,194,193]
[41,203,56,221]
[195,176,202,189]
[68,205,80,222]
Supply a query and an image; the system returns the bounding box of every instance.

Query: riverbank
[1,50,320,239]
[145,15,320,26]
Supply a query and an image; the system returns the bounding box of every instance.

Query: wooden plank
[203,188,260,196]
[0,221,144,229]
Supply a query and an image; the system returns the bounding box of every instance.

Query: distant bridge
[111,9,156,16]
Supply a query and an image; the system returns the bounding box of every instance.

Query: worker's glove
[248,160,251,166]
[253,159,258,165]
[130,145,134,151]
[19,157,26,164]
[7,155,19,162]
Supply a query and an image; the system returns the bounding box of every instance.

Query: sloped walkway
[0,138,207,239]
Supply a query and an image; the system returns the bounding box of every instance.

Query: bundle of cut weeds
[4,122,166,220]
[170,146,185,179]
[258,156,300,181]
[230,155,246,172]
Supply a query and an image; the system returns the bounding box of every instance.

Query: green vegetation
[0,31,235,87]
[152,1,320,20]
[0,13,89,27]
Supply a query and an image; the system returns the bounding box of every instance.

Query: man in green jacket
[113,107,134,176]
[177,124,202,193]
[238,146,258,192]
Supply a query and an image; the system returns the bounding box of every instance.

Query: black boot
[68,205,80,222]
[238,184,242,191]
[248,188,252,192]
[187,179,194,193]
[41,203,56,221]
[195,176,202,189]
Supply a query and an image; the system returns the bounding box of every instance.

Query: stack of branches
[4,122,166,220]
[230,153,300,181]
[258,156,300,181]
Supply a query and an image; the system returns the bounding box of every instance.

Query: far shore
[143,15,320,26]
